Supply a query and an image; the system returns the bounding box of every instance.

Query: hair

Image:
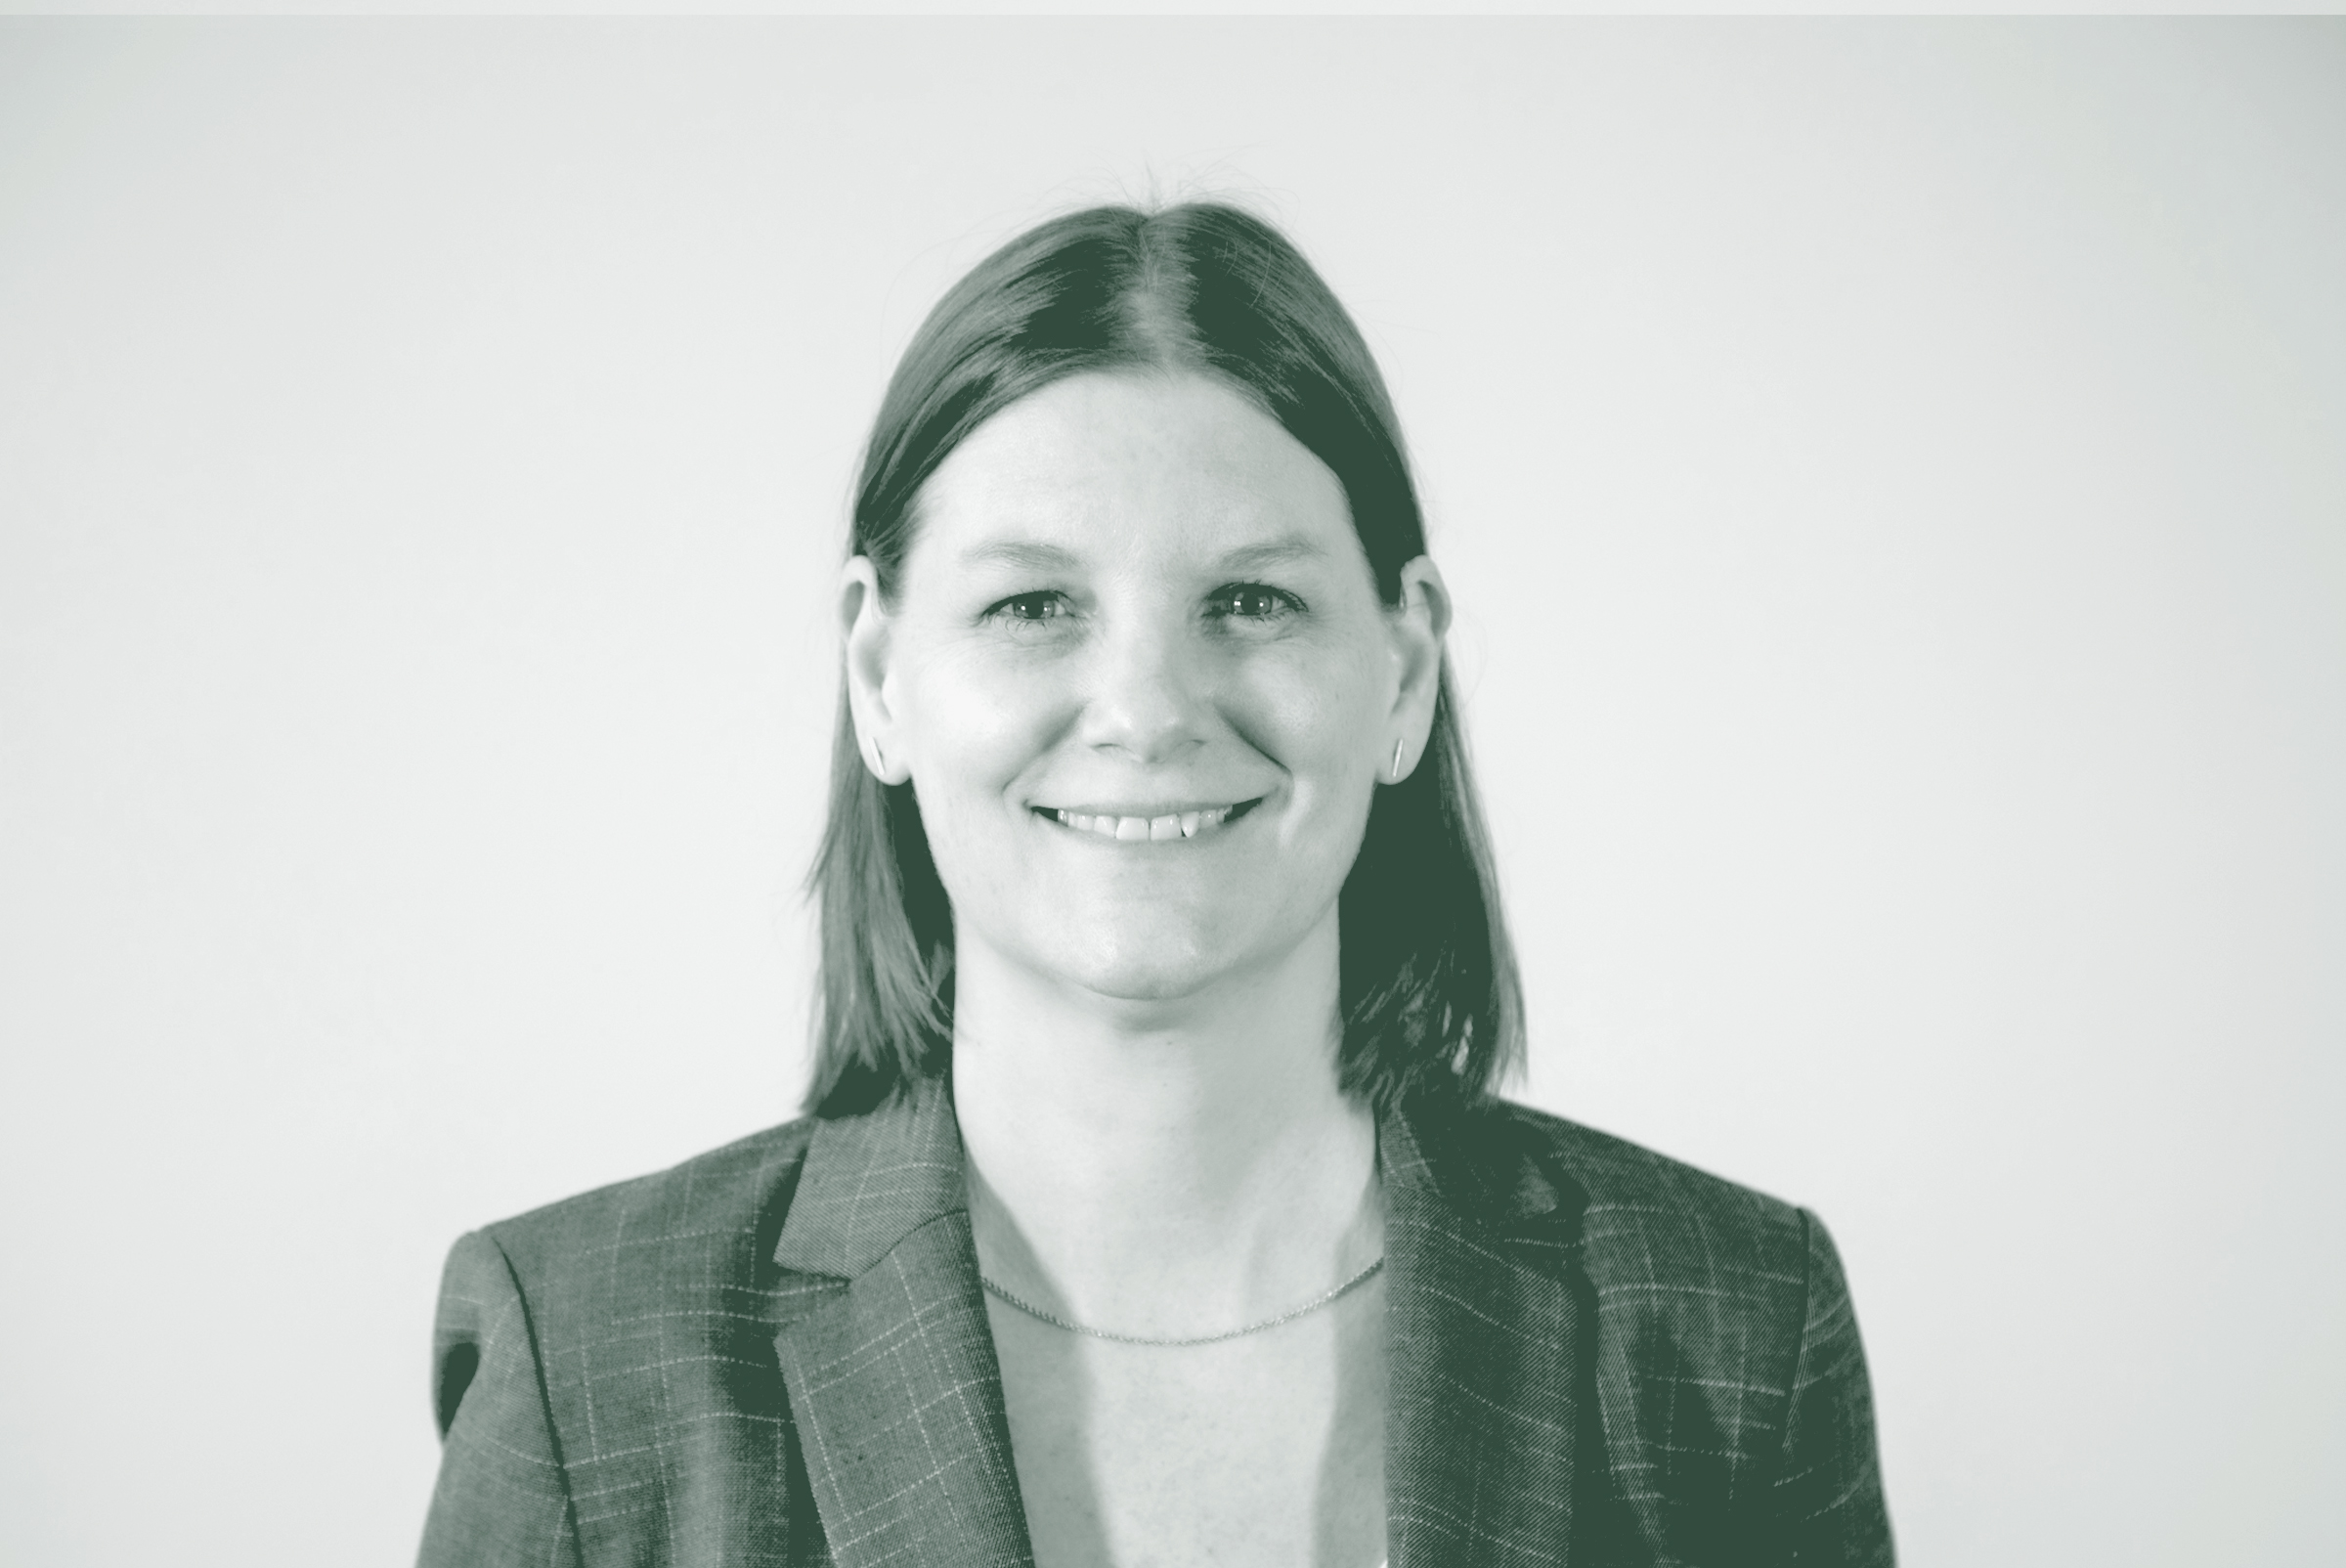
[805,200,1523,1118]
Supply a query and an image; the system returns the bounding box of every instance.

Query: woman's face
[844,370,1447,1009]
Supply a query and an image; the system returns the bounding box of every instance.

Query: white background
[3,20,2341,1566]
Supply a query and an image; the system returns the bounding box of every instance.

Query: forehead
[911,371,1356,565]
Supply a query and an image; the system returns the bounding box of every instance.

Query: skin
[841,370,1452,1568]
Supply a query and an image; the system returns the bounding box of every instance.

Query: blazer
[418,1086,1892,1567]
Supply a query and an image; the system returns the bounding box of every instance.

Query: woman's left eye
[1209,584,1300,621]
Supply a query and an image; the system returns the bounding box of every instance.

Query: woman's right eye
[985,591,1070,625]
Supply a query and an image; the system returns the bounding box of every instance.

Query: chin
[1033,912,1242,1004]
[1063,941,1227,1004]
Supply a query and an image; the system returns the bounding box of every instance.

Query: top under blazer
[418,1084,1894,1566]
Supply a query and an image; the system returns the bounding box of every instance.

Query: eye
[984,590,1071,625]
[1207,583,1302,622]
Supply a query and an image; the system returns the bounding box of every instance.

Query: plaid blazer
[419,1087,1892,1567]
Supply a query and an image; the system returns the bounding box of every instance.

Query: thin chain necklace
[978,1255,1384,1348]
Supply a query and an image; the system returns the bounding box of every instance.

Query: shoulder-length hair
[805,201,1523,1118]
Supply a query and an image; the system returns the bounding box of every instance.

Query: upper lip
[1034,798,1258,816]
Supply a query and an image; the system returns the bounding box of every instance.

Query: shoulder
[1477,1098,1821,1324]
[424,1119,833,1559]
[1482,1105,1890,1560]
[466,1115,824,1321]
[481,1114,822,1249]
[429,1116,828,1455]
[1494,1099,1806,1233]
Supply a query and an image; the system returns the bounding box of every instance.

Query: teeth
[1049,805,1240,841]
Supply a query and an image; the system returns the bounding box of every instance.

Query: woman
[419,202,1893,1568]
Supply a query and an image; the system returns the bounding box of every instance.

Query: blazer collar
[1381,1096,1589,1567]
[771,1085,1033,1568]
[771,1085,1587,1568]
[773,1082,970,1281]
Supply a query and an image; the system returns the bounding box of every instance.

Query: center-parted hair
[806,201,1522,1117]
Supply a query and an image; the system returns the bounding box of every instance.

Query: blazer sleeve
[417,1230,585,1568]
[1775,1210,1895,1565]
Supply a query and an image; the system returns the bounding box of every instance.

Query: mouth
[1031,798,1264,843]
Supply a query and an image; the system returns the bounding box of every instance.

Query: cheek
[1222,645,1388,893]
[899,646,1070,842]
[1235,640,1389,777]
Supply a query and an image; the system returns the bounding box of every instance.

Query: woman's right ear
[840,556,906,785]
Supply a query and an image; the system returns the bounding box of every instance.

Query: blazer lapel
[771,1088,1034,1568]
[768,1088,1583,1568]
[1383,1099,1587,1568]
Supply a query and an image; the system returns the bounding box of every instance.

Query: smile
[1033,800,1262,843]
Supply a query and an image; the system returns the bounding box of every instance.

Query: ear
[1383,555,1454,784]
[841,556,909,785]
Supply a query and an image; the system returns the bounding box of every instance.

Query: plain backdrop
[2,19,2341,1566]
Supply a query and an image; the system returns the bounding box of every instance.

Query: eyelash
[1206,584,1305,622]
[985,591,1072,626]
[982,585,1306,628]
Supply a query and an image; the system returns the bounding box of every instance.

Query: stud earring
[1391,739,1406,781]
[871,738,887,777]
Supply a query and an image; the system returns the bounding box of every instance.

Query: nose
[1080,612,1210,764]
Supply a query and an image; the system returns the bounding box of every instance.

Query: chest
[985,1291,1387,1568]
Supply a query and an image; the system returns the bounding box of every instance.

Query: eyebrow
[956,535,1330,574]
[1212,536,1328,573]
[958,540,1083,572]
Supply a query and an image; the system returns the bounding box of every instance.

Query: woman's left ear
[1385,555,1453,783]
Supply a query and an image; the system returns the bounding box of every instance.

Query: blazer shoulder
[427,1117,831,1564]
[473,1114,823,1291]
[1478,1106,1892,1561]
[1488,1099,1814,1285]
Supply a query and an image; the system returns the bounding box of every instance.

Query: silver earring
[871,738,887,777]
[1391,739,1406,780]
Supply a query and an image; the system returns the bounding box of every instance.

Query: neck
[951,913,1381,1338]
